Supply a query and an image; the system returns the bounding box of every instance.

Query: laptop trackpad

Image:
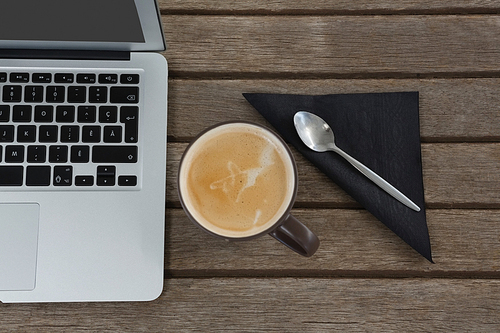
[0,203,39,291]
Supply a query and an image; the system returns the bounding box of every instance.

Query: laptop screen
[0,0,164,51]
[0,0,145,43]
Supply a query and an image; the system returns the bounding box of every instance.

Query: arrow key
[97,166,116,186]
[118,175,137,186]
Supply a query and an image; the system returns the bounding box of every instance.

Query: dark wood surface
[3,1,500,331]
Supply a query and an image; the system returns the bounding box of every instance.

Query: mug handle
[269,214,320,257]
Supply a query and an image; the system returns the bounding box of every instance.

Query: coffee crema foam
[179,123,296,238]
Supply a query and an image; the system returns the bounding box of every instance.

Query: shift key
[92,146,138,163]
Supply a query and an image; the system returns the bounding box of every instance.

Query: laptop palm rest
[0,203,39,292]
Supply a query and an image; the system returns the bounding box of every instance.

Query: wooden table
[3,1,500,331]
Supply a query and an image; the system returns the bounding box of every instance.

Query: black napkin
[243,92,432,262]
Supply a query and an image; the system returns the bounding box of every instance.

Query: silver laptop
[0,0,168,302]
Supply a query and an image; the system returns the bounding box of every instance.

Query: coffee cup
[178,121,319,257]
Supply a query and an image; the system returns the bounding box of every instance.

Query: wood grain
[159,0,500,13]
[166,209,500,274]
[166,79,500,141]
[2,278,500,332]
[162,15,500,77]
[167,143,500,207]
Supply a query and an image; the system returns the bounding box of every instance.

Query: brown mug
[178,121,319,257]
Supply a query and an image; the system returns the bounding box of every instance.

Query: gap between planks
[164,269,500,280]
[166,71,500,81]
[159,9,500,16]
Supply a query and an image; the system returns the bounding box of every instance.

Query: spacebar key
[92,146,138,163]
[0,166,23,186]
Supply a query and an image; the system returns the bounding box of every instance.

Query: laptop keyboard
[0,69,142,190]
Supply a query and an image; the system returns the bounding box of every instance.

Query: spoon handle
[333,147,421,212]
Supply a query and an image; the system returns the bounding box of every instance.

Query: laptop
[0,0,168,302]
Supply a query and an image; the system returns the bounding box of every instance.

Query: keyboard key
[104,126,122,143]
[75,175,94,186]
[5,146,24,163]
[26,166,51,186]
[97,165,116,186]
[53,166,72,186]
[24,86,44,103]
[0,166,23,186]
[10,73,29,83]
[56,106,75,122]
[99,106,117,123]
[97,176,115,186]
[34,106,54,122]
[55,73,74,83]
[46,86,65,103]
[0,105,10,122]
[0,146,2,162]
[118,175,137,186]
[77,74,96,84]
[39,125,58,142]
[120,74,140,84]
[0,125,14,142]
[77,106,96,123]
[68,86,87,104]
[32,73,52,83]
[68,86,87,103]
[13,105,32,122]
[89,87,108,103]
[27,146,47,163]
[0,73,7,82]
[82,126,101,143]
[17,125,36,142]
[49,145,68,163]
[71,146,90,163]
[120,106,138,143]
[99,74,118,84]
[61,126,79,142]
[3,85,22,102]
[110,87,139,103]
[97,165,115,177]
[92,146,138,163]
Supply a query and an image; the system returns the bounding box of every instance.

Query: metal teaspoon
[293,111,421,212]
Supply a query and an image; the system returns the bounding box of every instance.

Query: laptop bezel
[0,0,165,52]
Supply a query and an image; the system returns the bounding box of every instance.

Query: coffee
[179,122,296,238]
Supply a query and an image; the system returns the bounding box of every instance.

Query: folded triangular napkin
[243,92,432,262]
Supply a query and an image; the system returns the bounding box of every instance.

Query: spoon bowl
[293,111,420,212]
[294,111,336,152]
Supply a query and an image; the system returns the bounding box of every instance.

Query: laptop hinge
[0,49,131,61]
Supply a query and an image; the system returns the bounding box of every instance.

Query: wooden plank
[166,208,500,274]
[422,143,500,207]
[162,15,500,76]
[166,79,500,141]
[2,278,500,331]
[159,0,500,13]
[167,143,500,206]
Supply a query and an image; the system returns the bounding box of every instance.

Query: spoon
[293,111,421,212]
